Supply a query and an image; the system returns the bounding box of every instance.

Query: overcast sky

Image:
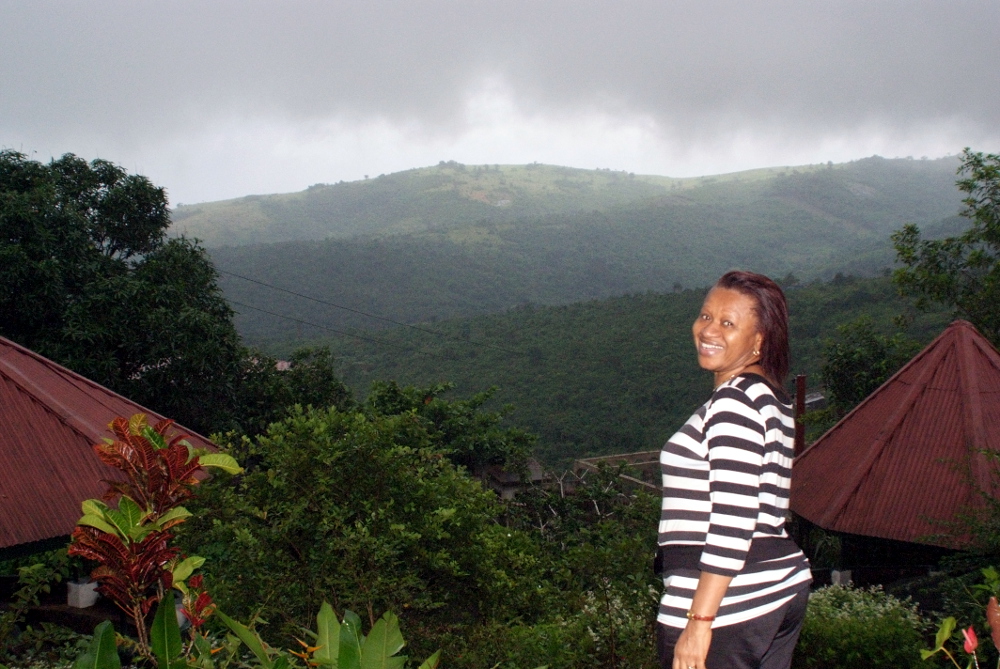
[2,1,998,204]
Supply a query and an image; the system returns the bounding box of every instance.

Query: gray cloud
[2,1,998,201]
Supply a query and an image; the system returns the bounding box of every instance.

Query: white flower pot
[67,580,99,608]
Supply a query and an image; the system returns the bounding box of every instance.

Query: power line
[219,269,527,357]
[228,300,452,360]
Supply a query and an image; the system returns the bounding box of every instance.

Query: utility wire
[219,269,527,357]
[228,300,452,360]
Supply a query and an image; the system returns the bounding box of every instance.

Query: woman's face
[692,287,764,385]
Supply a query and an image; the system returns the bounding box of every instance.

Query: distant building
[481,459,552,500]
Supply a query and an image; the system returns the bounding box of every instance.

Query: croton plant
[68,414,240,655]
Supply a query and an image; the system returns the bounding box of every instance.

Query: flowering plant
[923,593,1000,669]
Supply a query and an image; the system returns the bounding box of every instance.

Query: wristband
[686,611,716,622]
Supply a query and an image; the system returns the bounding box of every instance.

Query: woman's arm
[671,572,733,669]
[674,383,766,668]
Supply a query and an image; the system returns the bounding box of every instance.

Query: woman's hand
[672,620,712,669]
[672,571,731,669]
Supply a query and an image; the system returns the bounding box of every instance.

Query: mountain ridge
[173,158,931,248]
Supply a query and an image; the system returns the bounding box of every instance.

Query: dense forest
[272,276,951,464]
[206,157,965,343]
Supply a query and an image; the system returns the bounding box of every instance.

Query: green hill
[209,157,966,344]
[271,276,950,465]
[172,162,702,247]
[176,157,960,249]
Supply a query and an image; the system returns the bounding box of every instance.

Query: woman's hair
[715,270,789,386]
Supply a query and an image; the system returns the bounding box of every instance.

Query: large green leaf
[156,506,193,529]
[198,453,244,475]
[314,601,341,668]
[359,612,405,669]
[215,609,275,669]
[77,514,121,537]
[81,499,109,517]
[935,617,957,651]
[117,497,145,532]
[150,591,185,669]
[101,507,134,540]
[171,555,205,584]
[73,620,121,669]
[338,610,364,669]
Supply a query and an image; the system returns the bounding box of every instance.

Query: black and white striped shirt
[657,373,811,628]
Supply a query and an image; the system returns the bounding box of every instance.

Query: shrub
[792,584,928,669]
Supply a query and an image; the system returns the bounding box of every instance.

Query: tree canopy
[0,150,351,436]
[893,148,1000,344]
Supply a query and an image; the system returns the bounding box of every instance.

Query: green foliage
[151,591,185,669]
[893,148,1000,345]
[304,276,947,464]
[0,150,239,435]
[792,584,928,669]
[73,622,121,669]
[362,381,534,473]
[800,315,922,436]
[182,401,511,643]
[0,555,69,652]
[819,316,921,414]
[213,602,439,669]
[181,396,660,668]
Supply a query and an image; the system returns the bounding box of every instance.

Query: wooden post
[794,374,806,457]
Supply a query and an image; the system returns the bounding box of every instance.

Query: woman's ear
[754,332,764,356]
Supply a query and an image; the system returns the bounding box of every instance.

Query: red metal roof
[0,336,217,550]
[791,320,1000,549]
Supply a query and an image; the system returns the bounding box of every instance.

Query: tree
[0,150,352,436]
[0,150,245,433]
[180,401,521,645]
[893,148,1000,344]
[800,316,920,438]
[363,381,534,473]
[819,316,920,416]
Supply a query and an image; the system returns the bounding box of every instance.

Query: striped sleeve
[698,385,766,577]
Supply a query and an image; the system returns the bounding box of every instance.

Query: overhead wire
[228,300,452,360]
[219,268,528,357]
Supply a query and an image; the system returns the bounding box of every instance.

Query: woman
[657,271,812,669]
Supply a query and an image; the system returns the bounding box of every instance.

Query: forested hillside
[213,156,965,343]
[272,276,950,464]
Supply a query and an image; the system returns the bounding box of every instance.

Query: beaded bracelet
[686,611,716,622]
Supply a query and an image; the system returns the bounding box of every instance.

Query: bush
[792,584,929,669]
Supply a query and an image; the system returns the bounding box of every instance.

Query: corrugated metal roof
[791,320,1000,548]
[0,336,217,550]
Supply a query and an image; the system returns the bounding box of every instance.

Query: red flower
[963,626,979,654]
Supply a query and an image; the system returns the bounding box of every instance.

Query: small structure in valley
[791,320,1000,566]
[0,335,216,555]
